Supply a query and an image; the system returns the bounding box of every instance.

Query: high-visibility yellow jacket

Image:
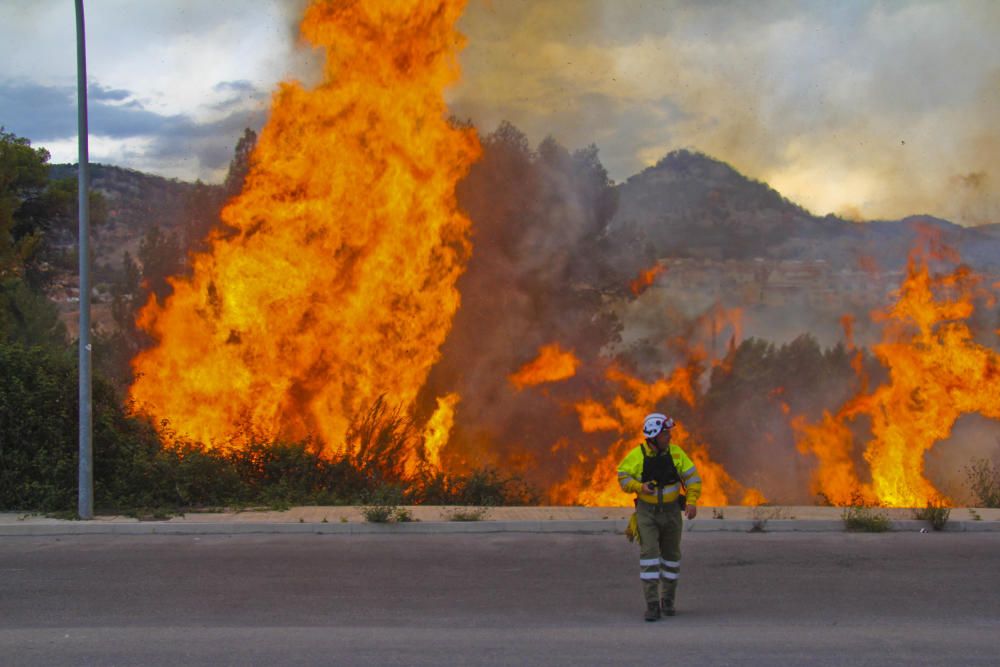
[617,441,702,505]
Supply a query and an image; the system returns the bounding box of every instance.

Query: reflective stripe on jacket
[617,441,702,505]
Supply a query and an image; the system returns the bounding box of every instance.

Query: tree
[111,250,141,333]
[224,127,257,198]
[137,225,181,303]
[1,128,106,288]
[0,128,49,278]
[182,128,257,255]
[19,176,106,286]
[181,180,225,255]
[0,128,78,350]
[0,278,66,349]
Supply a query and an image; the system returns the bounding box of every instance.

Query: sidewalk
[2,505,998,536]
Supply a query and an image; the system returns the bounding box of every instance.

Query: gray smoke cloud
[453,0,1000,226]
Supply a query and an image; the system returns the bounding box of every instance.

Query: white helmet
[642,413,675,439]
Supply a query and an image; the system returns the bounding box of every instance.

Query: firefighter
[617,413,701,621]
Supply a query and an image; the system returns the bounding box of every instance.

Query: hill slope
[49,163,207,271]
[609,150,1000,272]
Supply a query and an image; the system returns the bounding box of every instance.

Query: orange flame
[574,399,622,433]
[629,263,666,295]
[509,343,580,390]
[553,365,764,506]
[795,250,1000,506]
[421,392,460,470]
[129,0,480,455]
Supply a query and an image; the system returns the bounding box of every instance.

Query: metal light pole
[76,0,93,520]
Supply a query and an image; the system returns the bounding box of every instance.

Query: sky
[1,0,998,225]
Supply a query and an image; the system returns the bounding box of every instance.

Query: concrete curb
[0,519,624,537]
[1,518,997,537]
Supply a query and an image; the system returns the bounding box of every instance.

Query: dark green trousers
[636,500,683,605]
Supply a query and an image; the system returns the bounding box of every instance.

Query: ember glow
[795,250,1000,507]
[509,343,581,390]
[130,0,480,457]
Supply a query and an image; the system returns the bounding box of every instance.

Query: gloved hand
[684,504,697,520]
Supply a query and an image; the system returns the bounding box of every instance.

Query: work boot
[644,601,661,622]
[660,597,675,616]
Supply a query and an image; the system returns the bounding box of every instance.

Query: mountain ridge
[52,149,1000,280]
[610,149,1000,272]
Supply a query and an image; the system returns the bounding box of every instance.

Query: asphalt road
[1,532,998,666]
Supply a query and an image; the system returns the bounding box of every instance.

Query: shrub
[965,457,1000,508]
[344,396,417,490]
[0,344,79,510]
[0,279,67,350]
[749,505,786,532]
[412,465,540,506]
[842,502,891,532]
[158,439,244,508]
[443,506,491,521]
[912,502,950,531]
[360,485,411,523]
[227,438,343,506]
[455,467,539,506]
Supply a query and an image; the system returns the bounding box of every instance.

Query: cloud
[455,0,1000,225]
[0,79,266,178]
[0,80,78,138]
[3,0,997,223]
[209,80,270,112]
[89,84,132,103]
[0,0,308,180]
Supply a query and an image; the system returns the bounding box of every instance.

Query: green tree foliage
[1,128,50,278]
[0,129,75,351]
[0,128,106,287]
[0,343,167,510]
[0,278,66,348]
[0,344,78,509]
